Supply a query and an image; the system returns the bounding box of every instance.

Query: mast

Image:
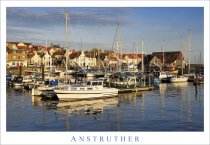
[65,11,69,72]
[45,37,48,52]
[133,42,135,71]
[162,40,165,71]
[126,46,129,71]
[180,36,183,75]
[120,41,122,71]
[81,37,83,51]
[112,21,120,71]
[141,40,144,73]
[188,29,191,75]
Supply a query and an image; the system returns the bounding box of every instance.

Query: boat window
[87,88,92,90]
[131,79,135,82]
[98,82,102,85]
[72,87,77,90]
[92,82,98,86]
[86,81,91,85]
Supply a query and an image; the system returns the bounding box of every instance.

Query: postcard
[0,0,209,145]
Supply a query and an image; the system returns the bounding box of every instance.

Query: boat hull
[54,88,118,100]
[170,77,188,83]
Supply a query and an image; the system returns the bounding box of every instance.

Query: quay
[118,86,154,94]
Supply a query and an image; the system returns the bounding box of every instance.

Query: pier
[118,86,154,94]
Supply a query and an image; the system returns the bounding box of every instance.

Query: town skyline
[7,7,204,64]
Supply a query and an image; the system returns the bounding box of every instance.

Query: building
[30,52,42,67]
[68,51,96,69]
[148,51,188,71]
[6,50,28,67]
[42,52,52,68]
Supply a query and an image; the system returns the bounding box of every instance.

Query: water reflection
[7,82,203,131]
[32,97,119,130]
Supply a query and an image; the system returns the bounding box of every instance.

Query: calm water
[7,82,204,131]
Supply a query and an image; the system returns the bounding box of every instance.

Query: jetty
[118,86,154,94]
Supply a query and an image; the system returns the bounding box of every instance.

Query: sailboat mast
[141,40,144,73]
[188,29,191,75]
[162,40,165,71]
[81,37,83,51]
[180,36,183,75]
[133,42,135,71]
[65,11,69,71]
[45,37,48,51]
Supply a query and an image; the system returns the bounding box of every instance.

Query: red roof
[152,51,182,64]
[53,50,65,56]
[123,54,145,59]
[17,46,28,50]
[69,52,81,59]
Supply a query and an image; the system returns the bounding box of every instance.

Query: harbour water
[6,82,204,131]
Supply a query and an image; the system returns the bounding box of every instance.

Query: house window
[18,56,21,59]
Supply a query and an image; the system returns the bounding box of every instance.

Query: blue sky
[7,7,204,63]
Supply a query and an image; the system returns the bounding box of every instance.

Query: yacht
[54,80,118,100]
[170,75,188,83]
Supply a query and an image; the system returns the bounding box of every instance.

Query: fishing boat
[54,80,118,100]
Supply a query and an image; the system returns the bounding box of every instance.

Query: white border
[1,1,209,145]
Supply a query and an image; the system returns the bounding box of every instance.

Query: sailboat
[170,32,190,83]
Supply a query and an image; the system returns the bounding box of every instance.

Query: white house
[30,52,42,67]
[69,51,96,69]
[42,52,52,68]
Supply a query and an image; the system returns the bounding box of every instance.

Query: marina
[5,7,205,133]
[6,82,204,131]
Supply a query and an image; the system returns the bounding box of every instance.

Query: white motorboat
[158,71,174,83]
[54,80,118,100]
[170,75,188,83]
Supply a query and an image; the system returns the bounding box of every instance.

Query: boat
[193,74,204,85]
[169,69,178,75]
[12,76,24,87]
[108,76,141,88]
[156,71,174,83]
[54,80,119,100]
[170,75,188,83]
[6,74,12,84]
[86,72,95,77]
[169,35,189,83]
[32,85,55,96]
[22,75,35,89]
[31,77,59,96]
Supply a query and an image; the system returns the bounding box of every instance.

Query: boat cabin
[86,80,103,86]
